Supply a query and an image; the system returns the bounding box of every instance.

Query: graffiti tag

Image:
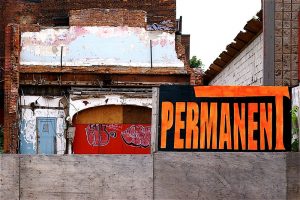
[147,20,174,31]
[121,125,151,148]
[85,124,116,146]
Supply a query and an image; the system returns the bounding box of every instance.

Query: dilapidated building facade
[1,0,194,154]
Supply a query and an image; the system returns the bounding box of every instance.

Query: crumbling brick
[69,9,147,27]
[3,24,20,153]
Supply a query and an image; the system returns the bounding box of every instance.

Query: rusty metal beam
[19,72,190,87]
[20,66,189,75]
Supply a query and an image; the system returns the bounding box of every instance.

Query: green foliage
[0,125,3,153]
[190,56,204,68]
[291,106,299,152]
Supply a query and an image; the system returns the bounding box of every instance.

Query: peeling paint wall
[20,96,66,154]
[20,26,183,67]
[69,94,152,121]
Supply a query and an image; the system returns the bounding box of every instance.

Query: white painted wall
[209,33,263,86]
[20,96,66,154]
[20,26,183,68]
[69,94,152,122]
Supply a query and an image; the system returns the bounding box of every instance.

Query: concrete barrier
[0,155,19,200]
[0,153,299,199]
[154,152,287,200]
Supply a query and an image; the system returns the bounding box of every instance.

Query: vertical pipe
[150,40,153,68]
[61,46,63,68]
[263,0,275,85]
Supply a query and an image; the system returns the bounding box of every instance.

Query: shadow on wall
[0,125,3,153]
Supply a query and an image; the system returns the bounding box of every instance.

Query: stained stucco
[20,26,183,67]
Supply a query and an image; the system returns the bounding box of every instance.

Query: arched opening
[72,105,151,154]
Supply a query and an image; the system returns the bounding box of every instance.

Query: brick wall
[0,3,4,79]
[179,34,190,61]
[0,0,176,64]
[70,9,147,27]
[0,1,40,105]
[3,24,20,153]
[0,4,4,126]
[274,0,300,86]
[1,0,175,27]
[209,33,263,86]
[0,0,178,120]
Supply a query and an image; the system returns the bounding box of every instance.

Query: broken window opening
[53,16,69,27]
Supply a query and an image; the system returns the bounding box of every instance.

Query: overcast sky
[176,0,262,69]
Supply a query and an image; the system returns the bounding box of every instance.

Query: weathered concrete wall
[287,153,300,200]
[0,155,19,200]
[20,26,183,67]
[19,155,153,199]
[154,152,292,200]
[0,155,153,200]
[209,33,263,86]
[1,153,299,199]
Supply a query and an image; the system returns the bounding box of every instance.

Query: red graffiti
[121,125,151,148]
[85,124,116,146]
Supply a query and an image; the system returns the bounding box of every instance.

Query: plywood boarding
[123,106,151,124]
[73,105,151,124]
[73,105,123,124]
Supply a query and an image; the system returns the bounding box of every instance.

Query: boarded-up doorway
[73,105,151,154]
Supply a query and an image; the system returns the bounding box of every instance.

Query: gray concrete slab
[0,154,19,200]
[287,153,300,200]
[154,152,287,200]
[19,155,153,200]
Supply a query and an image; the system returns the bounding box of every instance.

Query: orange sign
[159,86,291,151]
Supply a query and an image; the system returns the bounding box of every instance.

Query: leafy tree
[189,56,204,68]
[291,106,299,151]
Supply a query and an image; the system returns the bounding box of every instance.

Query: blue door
[37,118,56,154]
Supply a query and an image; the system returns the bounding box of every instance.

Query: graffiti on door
[85,124,117,146]
[121,125,151,148]
[74,124,151,154]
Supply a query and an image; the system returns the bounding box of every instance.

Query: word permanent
[159,86,291,151]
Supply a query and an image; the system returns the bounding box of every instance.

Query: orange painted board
[159,85,291,152]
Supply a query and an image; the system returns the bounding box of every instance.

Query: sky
[176,0,262,69]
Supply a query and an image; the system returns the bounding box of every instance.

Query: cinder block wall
[209,33,263,86]
[274,0,300,86]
